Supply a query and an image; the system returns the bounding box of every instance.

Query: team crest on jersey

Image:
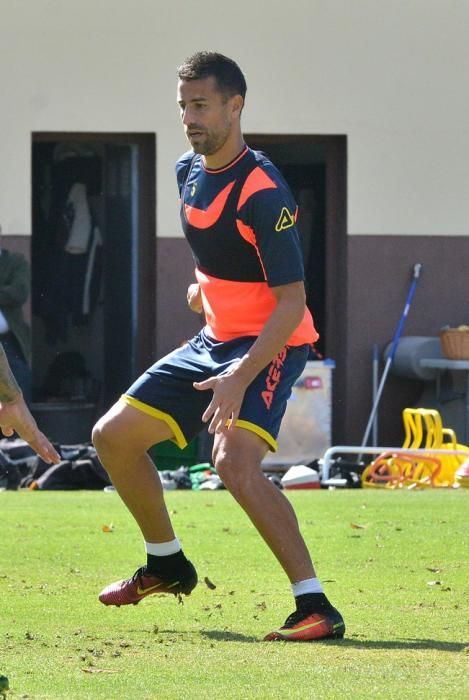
[275,207,295,232]
[189,181,197,197]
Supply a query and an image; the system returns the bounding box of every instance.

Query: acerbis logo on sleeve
[275,207,296,232]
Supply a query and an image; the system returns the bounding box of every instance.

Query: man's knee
[92,402,173,460]
[214,447,264,495]
[92,413,116,453]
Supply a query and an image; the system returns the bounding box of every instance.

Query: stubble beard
[189,120,231,157]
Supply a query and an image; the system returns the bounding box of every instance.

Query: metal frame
[320,445,469,482]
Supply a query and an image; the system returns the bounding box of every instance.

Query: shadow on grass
[146,629,467,650]
[327,638,467,652]
[150,629,259,643]
[201,629,259,643]
[201,632,467,651]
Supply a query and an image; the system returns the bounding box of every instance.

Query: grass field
[0,488,467,699]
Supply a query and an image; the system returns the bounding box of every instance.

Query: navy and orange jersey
[176,145,318,346]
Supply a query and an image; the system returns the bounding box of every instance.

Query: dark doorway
[245,135,347,440]
[31,133,156,440]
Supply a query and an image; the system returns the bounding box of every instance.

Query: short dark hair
[177,51,247,101]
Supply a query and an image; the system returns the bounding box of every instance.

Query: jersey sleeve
[175,151,195,196]
[238,180,306,287]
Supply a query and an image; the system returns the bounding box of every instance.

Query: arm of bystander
[0,345,60,464]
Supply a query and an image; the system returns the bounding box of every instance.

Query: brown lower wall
[156,235,469,448]
[6,233,468,448]
[345,235,469,447]
[155,238,204,358]
[2,235,31,260]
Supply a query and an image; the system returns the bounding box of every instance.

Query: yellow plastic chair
[418,409,466,486]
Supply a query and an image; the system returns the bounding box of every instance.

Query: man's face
[177,76,238,156]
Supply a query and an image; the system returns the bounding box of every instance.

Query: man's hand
[187,283,203,313]
[0,394,61,464]
[194,365,249,434]
[194,281,308,435]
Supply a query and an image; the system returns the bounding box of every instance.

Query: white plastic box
[262,359,334,468]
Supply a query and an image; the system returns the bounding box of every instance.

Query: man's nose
[182,108,193,126]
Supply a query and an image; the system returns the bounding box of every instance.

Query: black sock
[146,550,191,579]
[295,592,334,612]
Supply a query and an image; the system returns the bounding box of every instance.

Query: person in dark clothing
[93,52,344,642]
[0,230,32,402]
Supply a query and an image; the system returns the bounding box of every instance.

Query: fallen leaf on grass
[101,524,114,532]
[350,523,368,529]
[204,576,217,590]
[81,668,118,674]
[426,567,442,573]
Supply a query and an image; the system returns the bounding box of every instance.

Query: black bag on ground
[30,457,110,490]
[0,439,111,490]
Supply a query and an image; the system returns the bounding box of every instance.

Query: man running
[94,51,344,642]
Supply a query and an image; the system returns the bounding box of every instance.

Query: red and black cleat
[264,606,345,642]
[99,563,198,606]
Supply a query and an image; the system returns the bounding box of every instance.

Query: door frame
[31,131,156,406]
[244,134,348,441]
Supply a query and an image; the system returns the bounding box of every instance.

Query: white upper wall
[0,0,468,236]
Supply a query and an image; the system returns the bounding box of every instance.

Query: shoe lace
[284,608,311,627]
[283,605,327,628]
[131,566,147,586]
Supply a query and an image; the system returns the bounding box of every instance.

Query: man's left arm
[194,281,306,434]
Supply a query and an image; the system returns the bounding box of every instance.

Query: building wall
[1,0,468,445]
[0,0,468,238]
[346,235,469,445]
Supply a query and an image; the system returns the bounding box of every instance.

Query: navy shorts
[123,329,309,452]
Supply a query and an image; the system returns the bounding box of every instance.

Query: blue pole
[361,264,422,450]
[372,343,379,446]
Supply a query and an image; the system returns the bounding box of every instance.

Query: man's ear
[231,94,244,117]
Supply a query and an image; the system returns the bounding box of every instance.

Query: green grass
[0,489,467,699]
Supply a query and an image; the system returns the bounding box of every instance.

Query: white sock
[145,538,181,556]
[291,577,323,597]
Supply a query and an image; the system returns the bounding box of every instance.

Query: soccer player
[94,52,345,642]
[0,344,60,464]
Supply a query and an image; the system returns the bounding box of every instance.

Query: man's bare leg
[92,400,175,542]
[212,427,315,583]
[92,400,198,606]
[213,426,345,641]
